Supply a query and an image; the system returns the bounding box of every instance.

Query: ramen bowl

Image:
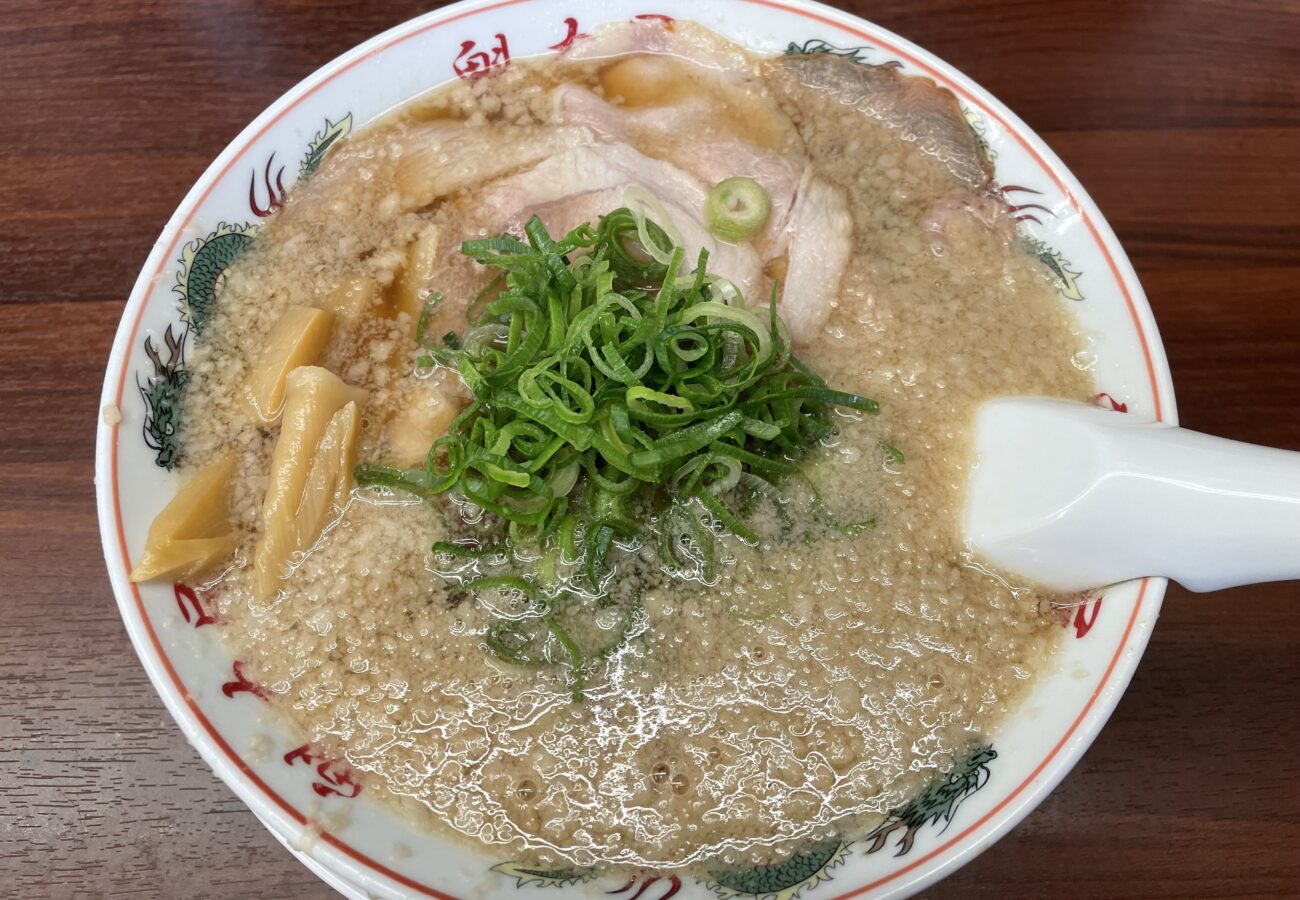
[95,0,1173,896]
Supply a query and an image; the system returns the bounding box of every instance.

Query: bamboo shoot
[391,224,442,319]
[131,453,238,582]
[253,367,366,600]
[244,305,335,423]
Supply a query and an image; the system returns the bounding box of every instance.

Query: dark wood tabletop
[3,0,1298,896]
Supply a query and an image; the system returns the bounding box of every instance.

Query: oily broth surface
[178,41,1091,873]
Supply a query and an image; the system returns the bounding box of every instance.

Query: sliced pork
[393,123,595,211]
[553,85,804,258]
[779,171,853,345]
[474,142,764,299]
[772,54,993,191]
[561,18,755,73]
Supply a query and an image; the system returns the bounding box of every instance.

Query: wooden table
[2,1,1297,896]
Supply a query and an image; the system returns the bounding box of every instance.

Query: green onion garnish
[357,208,876,700]
[706,177,771,241]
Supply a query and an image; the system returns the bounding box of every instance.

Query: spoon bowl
[966,396,1300,593]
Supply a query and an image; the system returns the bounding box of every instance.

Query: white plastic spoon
[964,397,1300,593]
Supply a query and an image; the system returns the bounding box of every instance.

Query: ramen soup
[132,20,1094,875]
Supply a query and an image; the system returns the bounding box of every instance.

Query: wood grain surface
[2,0,1298,896]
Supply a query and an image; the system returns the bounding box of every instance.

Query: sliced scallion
[357,205,879,701]
[707,176,771,241]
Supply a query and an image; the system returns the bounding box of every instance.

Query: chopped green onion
[707,177,771,241]
[542,613,585,702]
[356,463,431,498]
[357,206,879,702]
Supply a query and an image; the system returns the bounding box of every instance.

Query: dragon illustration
[172,115,353,334]
[864,745,998,857]
[784,38,902,68]
[173,221,258,335]
[299,114,353,180]
[488,861,599,890]
[1020,235,1084,300]
[138,324,190,469]
[963,106,998,164]
[145,220,255,467]
[710,838,848,900]
[488,840,844,900]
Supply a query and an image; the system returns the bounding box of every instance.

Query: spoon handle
[965,398,1300,593]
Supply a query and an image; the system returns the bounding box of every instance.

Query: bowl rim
[95,1,1175,896]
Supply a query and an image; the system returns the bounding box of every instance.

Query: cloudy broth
[175,21,1091,875]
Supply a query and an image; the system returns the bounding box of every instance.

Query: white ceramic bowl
[95,1,1175,897]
